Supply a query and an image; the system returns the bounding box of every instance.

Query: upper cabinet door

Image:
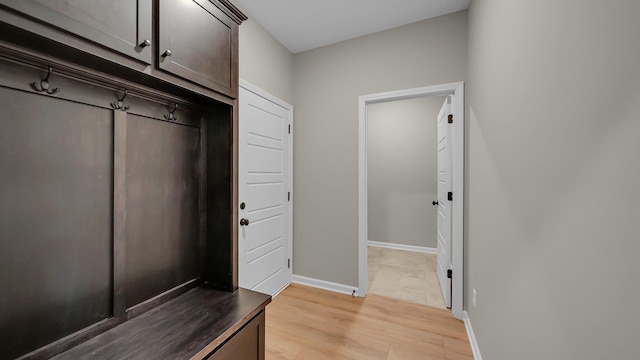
[0,0,153,64]
[158,0,238,97]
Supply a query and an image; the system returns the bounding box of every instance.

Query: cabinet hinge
[448,114,453,124]
[288,259,291,269]
[288,192,291,201]
[447,269,453,279]
[448,192,453,201]
[288,124,291,134]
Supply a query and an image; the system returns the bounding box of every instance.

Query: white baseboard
[463,311,482,360]
[368,240,437,254]
[271,281,290,298]
[292,275,359,297]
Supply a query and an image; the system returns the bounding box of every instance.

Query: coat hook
[31,67,60,95]
[164,103,179,121]
[111,89,131,111]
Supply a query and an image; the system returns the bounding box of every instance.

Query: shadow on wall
[367,95,447,249]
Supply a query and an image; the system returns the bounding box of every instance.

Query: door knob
[139,39,151,48]
[240,202,246,210]
[240,218,250,226]
[162,49,172,57]
[432,201,439,206]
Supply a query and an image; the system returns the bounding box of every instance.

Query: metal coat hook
[31,67,60,95]
[164,103,179,122]
[111,90,131,111]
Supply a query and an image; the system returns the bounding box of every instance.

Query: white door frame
[358,81,464,319]
[239,79,294,296]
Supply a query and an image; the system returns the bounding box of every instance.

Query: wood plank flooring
[265,284,473,360]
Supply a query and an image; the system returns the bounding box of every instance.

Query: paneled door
[436,97,453,308]
[238,82,292,296]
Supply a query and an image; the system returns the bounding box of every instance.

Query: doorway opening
[366,95,447,309]
[358,82,464,319]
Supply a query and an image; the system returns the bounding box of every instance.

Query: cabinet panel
[125,115,201,309]
[206,312,265,360]
[0,0,152,63]
[158,0,237,96]
[0,87,114,360]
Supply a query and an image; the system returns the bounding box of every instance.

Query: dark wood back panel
[125,115,201,308]
[204,106,235,291]
[0,87,114,360]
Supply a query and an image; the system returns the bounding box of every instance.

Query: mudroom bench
[53,287,270,360]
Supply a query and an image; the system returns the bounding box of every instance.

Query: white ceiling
[233,0,471,54]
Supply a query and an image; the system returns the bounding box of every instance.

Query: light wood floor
[265,284,473,360]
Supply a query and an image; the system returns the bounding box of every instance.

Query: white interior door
[239,83,292,296]
[436,97,452,308]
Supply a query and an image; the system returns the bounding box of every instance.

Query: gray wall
[466,0,640,359]
[368,96,443,248]
[293,11,467,286]
[238,9,294,104]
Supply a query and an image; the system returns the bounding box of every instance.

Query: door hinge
[288,124,291,134]
[448,114,453,124]
[288,192,291,201]
[288,258,291,269]
[448,192,453,201]
[447,269,452,279]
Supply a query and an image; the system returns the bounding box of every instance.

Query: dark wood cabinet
[0,1,261,359]
[0,0,246,98]
[158,0,238,98]
[206,312,265,360]
[0,0,153,63]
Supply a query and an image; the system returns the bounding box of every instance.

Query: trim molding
[463,311,483,360]
[271,282,289,298]
[292,275,359,297]
[239,79,293,110]
[217,0,248,24]
[368,240,437,254]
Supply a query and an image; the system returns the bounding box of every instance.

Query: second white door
[238,83,292,296]
[436,97,452,308]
